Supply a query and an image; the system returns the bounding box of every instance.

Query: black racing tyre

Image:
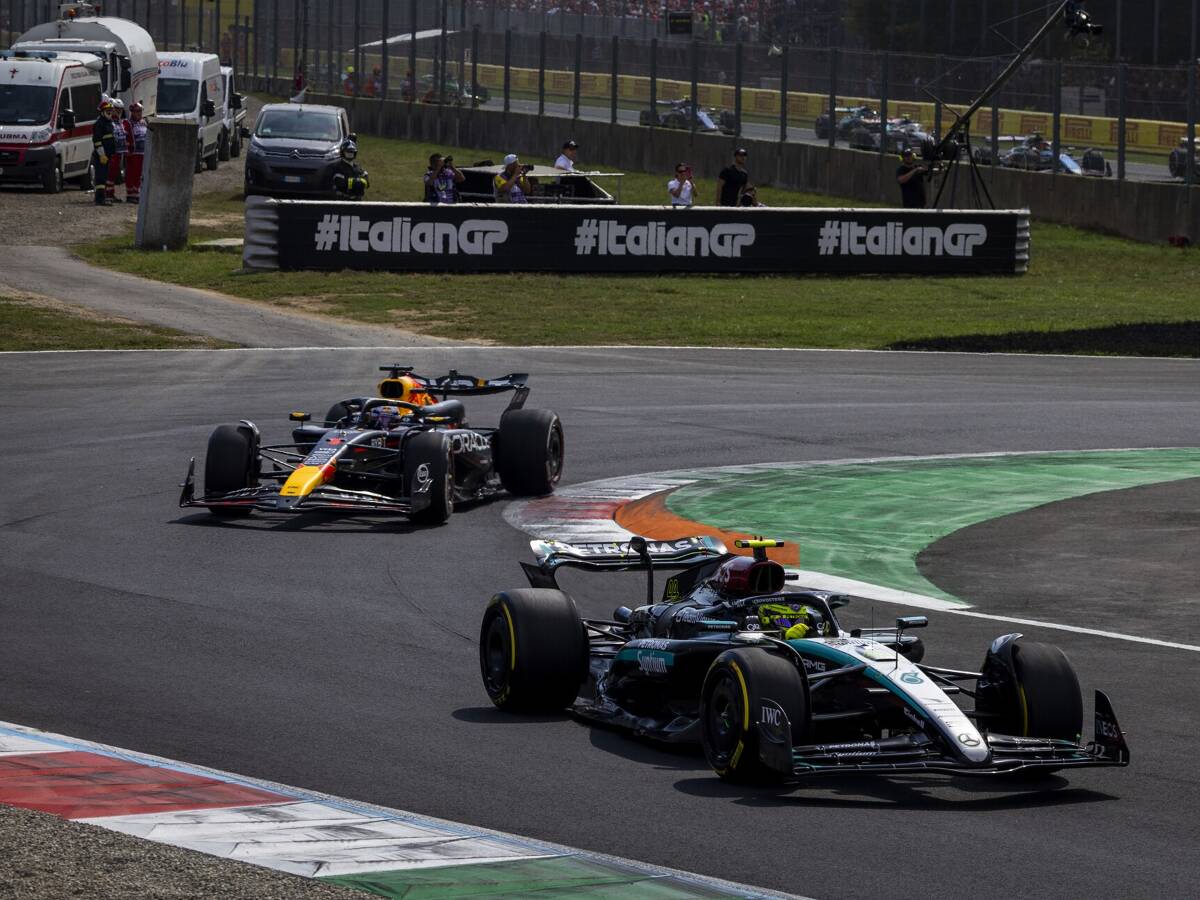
[495,408,564,497]
[701,648,809,784]
[479,588,586,712]
[42,160,63,194]
[323,401,354,427]
[978,638,1083,741]
[218,128,231,161]
[204,423,259,517]
[406,431,453,525]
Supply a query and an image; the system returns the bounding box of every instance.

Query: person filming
[667,163,695,208]
[494,154,531,203]
[896,147,929,209]
[424,153,465,204]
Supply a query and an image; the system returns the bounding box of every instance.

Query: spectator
[424,152,465,204]
[738,185,765,207]
[494,153,531,203]
[716,147,748,206]
[332,139,369,200]
[554,139,579,172]
[342,66,357,96]
[667,162,695,207]
[896,147,929,209]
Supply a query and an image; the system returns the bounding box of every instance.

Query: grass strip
[78,131,1200,354]
[0,292,236,351]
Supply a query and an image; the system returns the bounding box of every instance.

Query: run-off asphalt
[1,346,1198,900]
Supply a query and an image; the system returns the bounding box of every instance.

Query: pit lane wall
[248,80,1197,245]
[243,197,1029,275]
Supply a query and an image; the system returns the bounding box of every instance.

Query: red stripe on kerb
[0,751,285,819]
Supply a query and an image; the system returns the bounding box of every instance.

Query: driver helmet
[340,139,358,160]
[756,602,821,639]
[362,405,407,431]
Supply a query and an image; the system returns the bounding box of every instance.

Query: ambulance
[155,52,224,173]
[14,3,158,116]
[0,48,104,192]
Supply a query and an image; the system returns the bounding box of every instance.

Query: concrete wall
[251,77,1200,245]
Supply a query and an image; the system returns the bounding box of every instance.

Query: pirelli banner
[244,198,1030,276]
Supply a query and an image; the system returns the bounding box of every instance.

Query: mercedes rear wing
[528,536,727,574]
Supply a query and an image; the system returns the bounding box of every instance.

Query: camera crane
[926,1,1103,209]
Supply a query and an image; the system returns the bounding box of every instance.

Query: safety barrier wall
[248,77,1199,245]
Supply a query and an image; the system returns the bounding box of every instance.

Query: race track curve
[1,345,1197,900]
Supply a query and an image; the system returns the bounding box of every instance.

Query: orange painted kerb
[614,489,800,566]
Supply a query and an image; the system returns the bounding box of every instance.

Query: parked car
[243,102,352,198]
[218,65,246,161]
[156,52,224,174]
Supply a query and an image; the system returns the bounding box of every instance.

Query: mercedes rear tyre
[495,408,564,497]
[406,431,453,525]
[977,637,1083,741]
[480,589,587,713]
[204,423,259,517]
[701,648,809,784]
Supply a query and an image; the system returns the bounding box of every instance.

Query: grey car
[244,103,352,198]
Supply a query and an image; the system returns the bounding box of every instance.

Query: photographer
[667,163,695,207]
[493,153,532,204]
[896,148,929,209]
[424,152,465,205]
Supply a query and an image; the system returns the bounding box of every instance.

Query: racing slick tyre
[406,431,453,525]
[218,129,231,162]
[495,408,564,497]
[977,637,1083,741]
[323,401,354,427]
[701,648,810,785]
[480,589,586,713]
[204,423,260,518]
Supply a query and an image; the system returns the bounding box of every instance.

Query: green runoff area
[664,449,1200,605]
[76,127,1200,354]
[0,292,234,352]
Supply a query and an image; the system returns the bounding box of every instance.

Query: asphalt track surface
[2,346,1199,900]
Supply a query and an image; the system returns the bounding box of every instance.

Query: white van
[218,65,247,161]
[155,52,224,173]
[0,48,104,193]
[14,4,158,116]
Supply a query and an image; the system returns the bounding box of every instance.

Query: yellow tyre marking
[500,602,517,672]
[729,661,751,731]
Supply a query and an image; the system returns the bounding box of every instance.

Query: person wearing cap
[554,140,578,172]
[896,147,929,209]
[91,98,116,206]
[494,154,531,203]
[717,147,749,207]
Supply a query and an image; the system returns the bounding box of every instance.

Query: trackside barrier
[243,197,1030,276]
[245,80,1198,245]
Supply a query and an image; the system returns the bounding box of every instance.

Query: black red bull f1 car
[479,537,1129,783]
[179,366,564,524]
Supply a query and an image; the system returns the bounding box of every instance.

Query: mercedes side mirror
[896,616,928,631]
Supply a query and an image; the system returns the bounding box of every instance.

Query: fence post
[689,39,698,135]
[1051,60,1062,174]
[163,0,170,53]
[573,32,582,120]
[827,48,837,150]
[197,0,203,50]
[439,0,448,106]
[180,0,187,52]
[611,35,618,125]
[471,24,480,115]
[381,0,389,101]
[1117,63,1126,181]
[879,52,889,161]
[408,0,417,107]
[503,28,511,113]
[537,30,546,117]
[215,0,222,56]
[934,54,944,141]
[779,44,788,143]
[353,0,361,97]
[649,36,657,127]
[734,40,742,138]
[271,0,279,84]
[990,61,1000,170]
[1187,65,1197,190]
